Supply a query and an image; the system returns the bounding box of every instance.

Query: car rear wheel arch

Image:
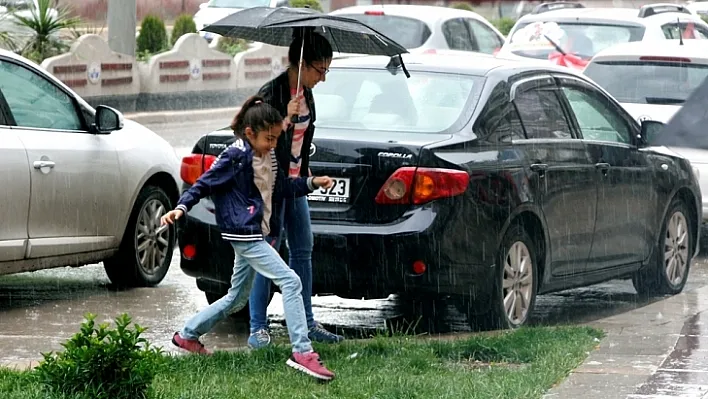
[501,209,547,285]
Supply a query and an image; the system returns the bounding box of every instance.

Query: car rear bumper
[178,202,493,300]
[310,206,492,299]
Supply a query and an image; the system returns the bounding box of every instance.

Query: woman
[247,31,344,349]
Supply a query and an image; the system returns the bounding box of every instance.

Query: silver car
[0,49,181,287]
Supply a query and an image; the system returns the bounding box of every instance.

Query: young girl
[160,95,335,381]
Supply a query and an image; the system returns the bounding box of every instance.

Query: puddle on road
[0,254,706,366]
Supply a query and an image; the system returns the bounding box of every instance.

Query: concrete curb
[124,107,240,125]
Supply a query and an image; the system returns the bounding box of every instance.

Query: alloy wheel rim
[503,241,533,325]
[135,199,170,275]
[664,211,689,286]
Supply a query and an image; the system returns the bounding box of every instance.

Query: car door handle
[530,163,548,172]
[33,160,55,169]
[595,162,610,170]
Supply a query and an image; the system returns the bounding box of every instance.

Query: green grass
[0,326,603,399]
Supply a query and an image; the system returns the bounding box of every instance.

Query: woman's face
[302,58,332,89]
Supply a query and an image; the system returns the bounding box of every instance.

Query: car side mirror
[199,2,208,9]
[93,105,123,134]
[276,0,288,6]
[638,119,664,146]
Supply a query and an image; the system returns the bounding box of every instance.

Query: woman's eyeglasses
[308,63,329,76]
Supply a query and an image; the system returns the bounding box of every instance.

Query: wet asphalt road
[1,117,707,367]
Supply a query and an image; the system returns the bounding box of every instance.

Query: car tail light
[423,48,437,54]
[364,10,384,15]
[375,167,469,205]
[639,56,691,63]
[180,154,217,185]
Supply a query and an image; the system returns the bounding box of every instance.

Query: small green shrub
[491,17,516,36]
[34,313,164,399]
[171,14,197,46]
[137,14,168,54]
[289,0,323,12]
[450,2,474,12]
[216,36,249,56]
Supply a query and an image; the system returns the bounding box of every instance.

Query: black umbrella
[202,6,410,89]
[651,75,708,149]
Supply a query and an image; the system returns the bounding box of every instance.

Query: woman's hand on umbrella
[287,95,302,120]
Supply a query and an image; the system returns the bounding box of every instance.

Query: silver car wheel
[503,241,534,325]
[665,211,689,286]
[135,198,170,275]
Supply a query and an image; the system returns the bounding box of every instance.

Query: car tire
[633,198,693,296]
[205,290,275,320]
[104,186,175,287]
[461,223,538,331]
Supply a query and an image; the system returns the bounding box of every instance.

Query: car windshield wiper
[645,97,686,105]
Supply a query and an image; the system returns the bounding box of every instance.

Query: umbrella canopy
[201,6,408,58]
[650,75,708,150]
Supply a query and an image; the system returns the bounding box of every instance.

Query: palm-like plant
[12,0,80,63]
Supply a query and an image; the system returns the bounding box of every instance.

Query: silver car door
[0,57,122,259]
[0,92,30,262]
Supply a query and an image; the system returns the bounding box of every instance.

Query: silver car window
[0,59,83,131]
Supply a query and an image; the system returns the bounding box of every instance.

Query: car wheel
[205,290,275,320]
[461,223,538,331]
[104,186,175,287]
[633,198,693,296]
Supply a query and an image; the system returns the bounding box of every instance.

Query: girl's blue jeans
[180,239,312,353]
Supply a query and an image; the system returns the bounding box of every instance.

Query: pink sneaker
[286,351,335,381]
[172,332,211,354]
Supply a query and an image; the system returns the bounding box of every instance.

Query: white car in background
[0,49,181,287]
[194,0,287,43]
[583,39,708,223]
[686,0,708,17]
[329,4,506,55]
[496,2,708,69]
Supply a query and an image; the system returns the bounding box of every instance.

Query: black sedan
[176,52,701,330]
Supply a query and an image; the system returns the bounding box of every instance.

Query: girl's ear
[244,126,254,139]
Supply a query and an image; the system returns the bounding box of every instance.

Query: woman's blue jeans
[249,196,315,332]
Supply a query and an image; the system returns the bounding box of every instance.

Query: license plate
[307,177,350,204]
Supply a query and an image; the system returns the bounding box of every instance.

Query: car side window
[443,18,476,51]
[466,19,503,54]
[480,103,525,143]
[561,86,631,144]
[662,22,708,39]
[513,88,573,139]
[0,59,84,131]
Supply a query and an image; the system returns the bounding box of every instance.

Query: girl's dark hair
[288,31,333,67]
[230,95,283,139]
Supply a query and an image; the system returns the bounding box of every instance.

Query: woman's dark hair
[288,31,333,67]
[230,95,283,139]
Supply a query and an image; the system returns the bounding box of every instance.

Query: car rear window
[584,60,708,105]
[507,21,645,60]
[312,68,483,134]
[335,13,431,49]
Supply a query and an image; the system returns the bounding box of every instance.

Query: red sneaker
[286,351,335,381]
[172,332,211,354]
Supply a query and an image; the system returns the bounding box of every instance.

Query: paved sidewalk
[124,106,239,125]
[545,284,708,399]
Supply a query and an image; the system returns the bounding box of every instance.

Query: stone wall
[41,33,288,112]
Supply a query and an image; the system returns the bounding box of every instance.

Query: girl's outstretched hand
[313,176,334,189]
[161,209,184,225]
